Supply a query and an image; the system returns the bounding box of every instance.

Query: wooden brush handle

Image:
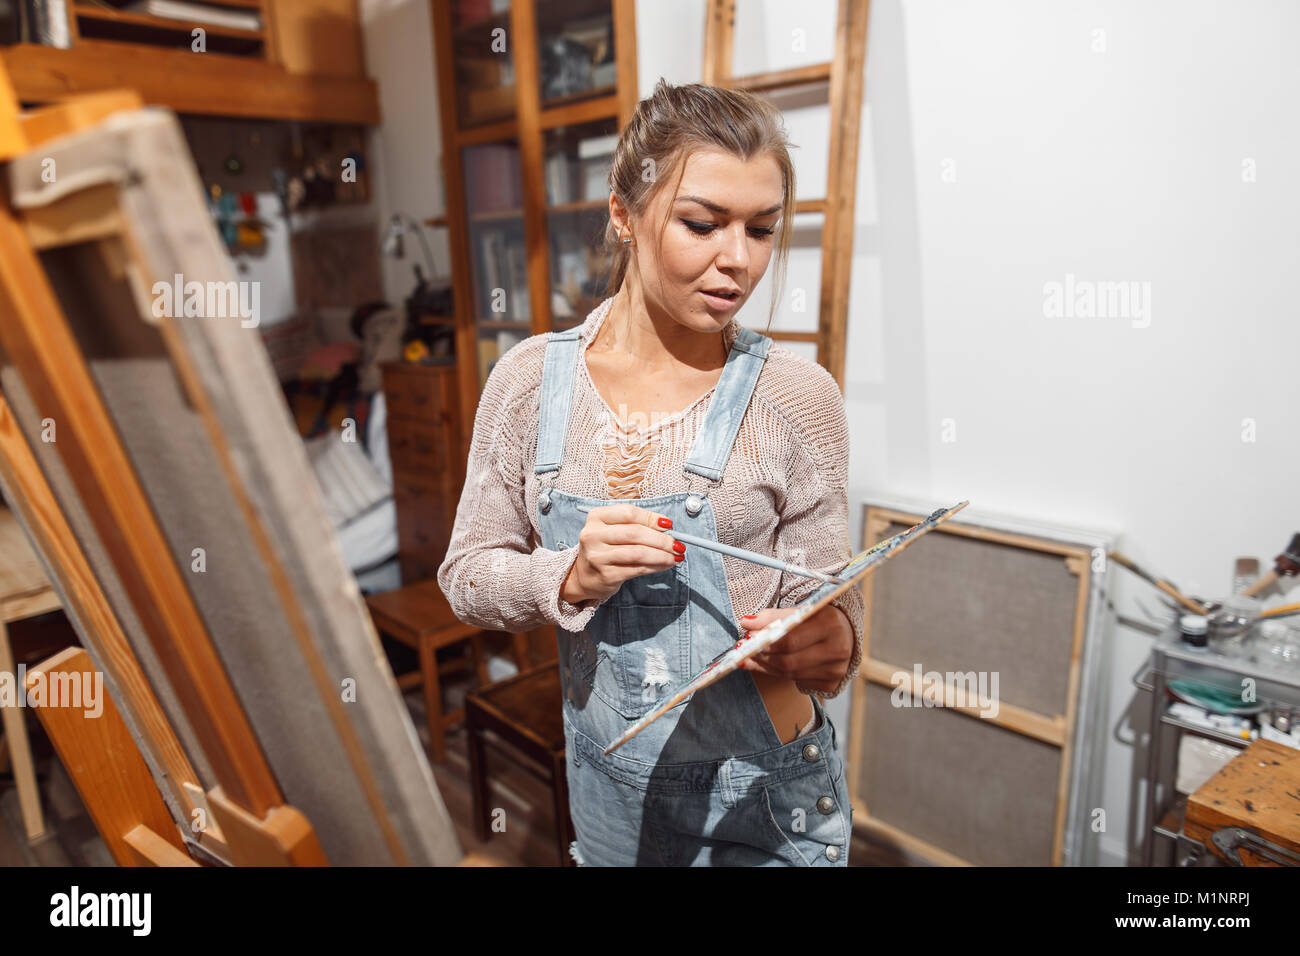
[1242,570,1279,599]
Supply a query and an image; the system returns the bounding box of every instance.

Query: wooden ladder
[702,0,870,390]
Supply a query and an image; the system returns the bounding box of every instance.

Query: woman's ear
[608,192,630,240]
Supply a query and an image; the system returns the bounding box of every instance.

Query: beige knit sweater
[437,296,865,699]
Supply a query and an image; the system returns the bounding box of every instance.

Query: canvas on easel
[0,76,462,865]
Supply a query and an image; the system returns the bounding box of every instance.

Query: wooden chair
[364,578,527,764]
[465,661,574,866]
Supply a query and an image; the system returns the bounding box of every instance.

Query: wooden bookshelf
[431,0,637,444]
[3,1,378,124]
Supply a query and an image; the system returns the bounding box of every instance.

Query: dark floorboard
[2,645,895,867]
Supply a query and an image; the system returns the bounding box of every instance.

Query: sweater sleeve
[437,345,605,634]
[771,364,865,700]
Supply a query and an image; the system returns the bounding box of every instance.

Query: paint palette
[603,500,971,754]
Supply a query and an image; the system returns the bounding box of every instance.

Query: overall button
[538,490,552,513]
[801,742,821,762]
[685,494,703,517]
[816,796,835,815]
[825,845,841,862]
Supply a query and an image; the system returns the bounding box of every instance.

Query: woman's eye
[680,219,776,239]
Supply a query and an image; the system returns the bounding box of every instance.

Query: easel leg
[0,618,45,841]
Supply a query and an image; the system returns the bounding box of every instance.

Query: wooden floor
[0,621,901,867]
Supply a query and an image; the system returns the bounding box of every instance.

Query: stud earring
[621,237,632,245]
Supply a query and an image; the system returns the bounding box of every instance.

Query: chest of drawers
[380,360,466,584]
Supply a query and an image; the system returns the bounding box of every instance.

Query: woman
[438,79,865,866]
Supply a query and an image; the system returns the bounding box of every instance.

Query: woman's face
[621,147,784,331]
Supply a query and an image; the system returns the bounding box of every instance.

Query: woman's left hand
[738,604,854,694]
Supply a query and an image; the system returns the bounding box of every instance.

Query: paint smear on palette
[603,500,971,755]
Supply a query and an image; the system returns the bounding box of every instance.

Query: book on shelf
[464,143,522,212]
[576,133,618,160]
[504,240,529,320]
[545,153,571,206]
[18,0,71,47]
[478,336,499,387]
[577,132,616,201]
[127,0,262,31]
[496,329,524,358]
[478,230,504,313]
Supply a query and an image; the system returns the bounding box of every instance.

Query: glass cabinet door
[462,139,530,388]
[452,0,517,126]
[544,117,618,329]
[535,0,618,109]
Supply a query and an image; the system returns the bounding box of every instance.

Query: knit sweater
[436,296,866,699]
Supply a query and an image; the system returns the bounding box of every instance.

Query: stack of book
[464,144,523,212]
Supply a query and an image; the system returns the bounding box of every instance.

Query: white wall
[863,0,1299,865]
[359,0,453,304]
[365,0,1300,866]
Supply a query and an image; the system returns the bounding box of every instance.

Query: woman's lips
[700,290,739,310]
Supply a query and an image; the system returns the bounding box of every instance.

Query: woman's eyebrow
[676,195,783,217]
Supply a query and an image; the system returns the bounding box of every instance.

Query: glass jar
[1257,619,1300,674]
[1208,595,1263,659]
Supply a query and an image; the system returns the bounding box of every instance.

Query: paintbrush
[574,502,844,585]
[1107,550,1211,615]
[1261,601,1300,620]
[1242,533,1300,599]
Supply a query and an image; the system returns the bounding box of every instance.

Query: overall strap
[533,327,583,476]
[683,325,773,482]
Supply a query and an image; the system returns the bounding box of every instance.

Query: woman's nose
[714,224,750,272]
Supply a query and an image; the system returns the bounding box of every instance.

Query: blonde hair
[603,78,797,333]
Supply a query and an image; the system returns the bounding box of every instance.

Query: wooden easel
[0,63,501,867]
[0,68,329,866]
[702,0,870,390]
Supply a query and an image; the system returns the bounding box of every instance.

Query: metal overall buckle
[683,469,723,518]
[538,472,559,514]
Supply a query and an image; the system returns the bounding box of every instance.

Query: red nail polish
[674,554,684,562]
[742,614,756,620]
[672,541,685,554]
[657,517,673,529]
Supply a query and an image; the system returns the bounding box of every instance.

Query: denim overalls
[533,322,852,866]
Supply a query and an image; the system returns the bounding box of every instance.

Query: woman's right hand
[559,504,685,605]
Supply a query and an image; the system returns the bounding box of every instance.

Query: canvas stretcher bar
[848,501,1101,866]
[0,389,228,860]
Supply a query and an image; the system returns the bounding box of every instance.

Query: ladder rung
[795,198,826,215]
[723,62,832,93]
